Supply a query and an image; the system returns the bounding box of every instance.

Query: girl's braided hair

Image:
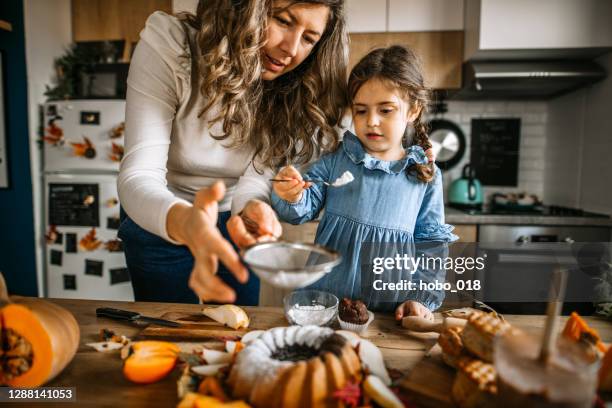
[347,45,434,182]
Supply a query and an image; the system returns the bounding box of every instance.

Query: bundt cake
[228,326,363,408]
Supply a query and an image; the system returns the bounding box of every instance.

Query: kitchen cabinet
[464,0,612,60]
[345,0,387,33]
[452,224,477,242]
[346,0,464,33]
[72,0,172,43]
[349,31,463,89]
[388,0,464,32]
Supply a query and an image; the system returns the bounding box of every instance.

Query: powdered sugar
[286,304,336,326]
[331,171,354,187]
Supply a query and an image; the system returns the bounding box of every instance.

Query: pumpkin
[0,273,80,386]
[123,341,180,384]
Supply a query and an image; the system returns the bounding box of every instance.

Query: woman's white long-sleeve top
[118,11,273,243]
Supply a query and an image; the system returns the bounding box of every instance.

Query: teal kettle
[448,164,483,209]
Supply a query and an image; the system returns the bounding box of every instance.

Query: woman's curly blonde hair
[180,0,349,169]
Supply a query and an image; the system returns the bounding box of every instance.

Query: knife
[96,307,181,327]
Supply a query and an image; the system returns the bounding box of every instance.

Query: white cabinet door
[479,0,612,49]
[346,0,387,33]
[388,0,464,32]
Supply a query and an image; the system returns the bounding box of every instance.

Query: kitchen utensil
[428,119,466,170]
[448,163,483,209]
[96,307,181,327]
[401,316,467,333]
[241,241,341,289]
[283,290,338,326]
[270,178,330,186]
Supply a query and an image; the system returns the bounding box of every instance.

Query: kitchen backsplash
[431,100,548,206]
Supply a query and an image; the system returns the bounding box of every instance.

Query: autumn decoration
[123,341,180,384]
[0,273,79,387]
[109,142,124,162]
[70,136,97,159]
[79,228,102,251]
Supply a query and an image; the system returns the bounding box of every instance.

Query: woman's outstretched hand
[227,199,282,249]
[272,165,312,203]
[167,181,248,303]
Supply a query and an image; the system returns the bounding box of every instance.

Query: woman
[118,0,348,305]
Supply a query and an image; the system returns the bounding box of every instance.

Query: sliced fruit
[358,339,391,386]
[123,341,180,384]
[202,348,233,364]
[191,363,229,376]
[202,305,250,330]
[363,374,403,408]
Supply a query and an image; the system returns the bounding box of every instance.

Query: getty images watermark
[370,253,485,292]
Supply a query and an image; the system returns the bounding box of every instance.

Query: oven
[474,225,611,314]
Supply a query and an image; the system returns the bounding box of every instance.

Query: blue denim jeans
[118,209,259,305]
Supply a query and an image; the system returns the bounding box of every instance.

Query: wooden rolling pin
[401,316,466,333]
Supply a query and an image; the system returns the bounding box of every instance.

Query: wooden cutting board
[136,308,439,352]
[136,309,287,341]
[398,343,456,408]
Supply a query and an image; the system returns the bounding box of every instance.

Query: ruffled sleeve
[414,166,459,242]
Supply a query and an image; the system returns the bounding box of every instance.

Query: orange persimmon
[0,274,80,387]
[123,341,180,384]
[562,312,607,353]
[198,376,230,401]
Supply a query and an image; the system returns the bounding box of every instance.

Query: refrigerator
[42,100,133,301]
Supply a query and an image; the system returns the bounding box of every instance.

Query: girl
[272,45,457,320]
[118,0,348,305]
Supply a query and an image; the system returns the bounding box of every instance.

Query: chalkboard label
[49,183,99,227]
[470,118,520,186]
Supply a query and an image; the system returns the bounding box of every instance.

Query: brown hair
[347,45,434,182]
[179,0,348,169]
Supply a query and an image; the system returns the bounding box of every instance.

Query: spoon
[270,178,330,186]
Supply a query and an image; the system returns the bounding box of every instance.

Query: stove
[456,204,610,218]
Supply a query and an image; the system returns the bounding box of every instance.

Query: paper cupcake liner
[338,311,374,334]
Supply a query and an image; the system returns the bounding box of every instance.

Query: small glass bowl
[283,290,339,326]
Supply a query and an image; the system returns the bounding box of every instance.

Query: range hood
[454,60,606,100]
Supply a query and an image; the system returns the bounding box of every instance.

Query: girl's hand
[167,181,249,303]
[395,300,434,321]
[272,165,311,203]
[425,148,435,163]
[227,200,282,249]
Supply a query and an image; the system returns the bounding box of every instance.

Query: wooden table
[25,299,612,407]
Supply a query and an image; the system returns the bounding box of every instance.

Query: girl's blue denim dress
[272,132,458,312]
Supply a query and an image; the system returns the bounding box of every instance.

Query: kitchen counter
[27,298,612,407]
[445,206,612,227]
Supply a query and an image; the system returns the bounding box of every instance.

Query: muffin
[338,298,373,334]
[339,298,369,324]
